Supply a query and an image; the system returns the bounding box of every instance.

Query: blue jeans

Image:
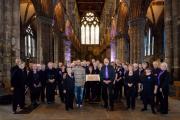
[74,86,84,105]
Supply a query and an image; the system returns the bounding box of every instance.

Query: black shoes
[141,108,147,111]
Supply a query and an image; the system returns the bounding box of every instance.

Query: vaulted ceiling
[76,0,105,18]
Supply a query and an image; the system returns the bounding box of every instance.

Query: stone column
[110,39,116,62]
[164,0,173,73]
[116,36,126,62]
[64,40,71,64]
[1,0,20,88]
[128,18,145,63]
[172,0,180,81]
[53,33,59,63]
[36,16,52,64]
[0,0,4,84]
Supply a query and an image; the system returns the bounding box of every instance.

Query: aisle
[0,97,180,120]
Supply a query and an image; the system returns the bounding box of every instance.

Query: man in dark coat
[100,58,115,111]
[11,62,26,114]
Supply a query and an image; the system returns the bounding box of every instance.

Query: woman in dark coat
[141,68,157,114]
[63,67,75,111]
[29,64,42,106]
[124,65,137,110]
[46,62,57,104]
[11,62,26,114]
[158,62,170,114]
[114,64,124,102]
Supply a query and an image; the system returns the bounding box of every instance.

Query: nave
[0,96,180,120]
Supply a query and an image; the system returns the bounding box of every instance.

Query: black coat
[39,70,46,86]
[11,68,26,89]
[55,68,63,83]
[63,75,75,93]
[141,74,157,96]
[158,70,170,94]
[28,71,41,90]
[45,68,57,87]
[100,65,115,85]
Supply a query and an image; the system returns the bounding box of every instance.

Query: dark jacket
[158,70,170,94]
[100,65,115,85]
[63,74,75,93]
[141,74,157,96]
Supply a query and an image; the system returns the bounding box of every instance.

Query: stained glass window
[81,12,99,45]
[25,25,35,57]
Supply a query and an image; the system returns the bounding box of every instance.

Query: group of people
[10,58,170,115]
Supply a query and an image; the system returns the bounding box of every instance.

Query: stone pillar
[128,18,145,63]
[116,36,126,62]
[36,16,52,64]
[0,0,4,84]
[164,0,173,73]
[1,0,20,88]
[110,39,116,62]
[64,40,71,64]
[53,33,59,63]
[172,0,180,81]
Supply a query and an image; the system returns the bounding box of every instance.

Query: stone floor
[0,97,180,120]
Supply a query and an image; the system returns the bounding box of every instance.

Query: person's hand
[159,88,162,92]
[103,80,111,84]
[63,90,66,94]
[63,73,67,79]
[10,87,14,91]
[49,79,55,83]
[154,89,157,94]
[128,83,132,87]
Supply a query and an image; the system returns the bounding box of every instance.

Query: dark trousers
[114,81,123,101]
[30,87,41,105]
[58,83,64,103]
[40,85,46,102]
[155,91,161,110]
[102,84,114,108]
[64,91,74,110]
[12,88,25,112]
[160,91,168,114]
[142,95,155,111]
[46,84,56,103]
[126,89,136,109]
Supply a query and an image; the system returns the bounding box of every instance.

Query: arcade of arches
[0,0,180,119]
[1,0,180,89]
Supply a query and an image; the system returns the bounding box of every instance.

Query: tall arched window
[81,12,99,45]
[144,27,154,56]
[25,25,35,57]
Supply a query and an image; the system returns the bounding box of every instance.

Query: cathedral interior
[0,0,180,120]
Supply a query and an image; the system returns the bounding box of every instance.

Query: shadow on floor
[16,104,39,114]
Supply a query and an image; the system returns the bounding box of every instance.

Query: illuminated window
[25,25,35,57]
[81,12,99,45]
[144,28,154,56]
